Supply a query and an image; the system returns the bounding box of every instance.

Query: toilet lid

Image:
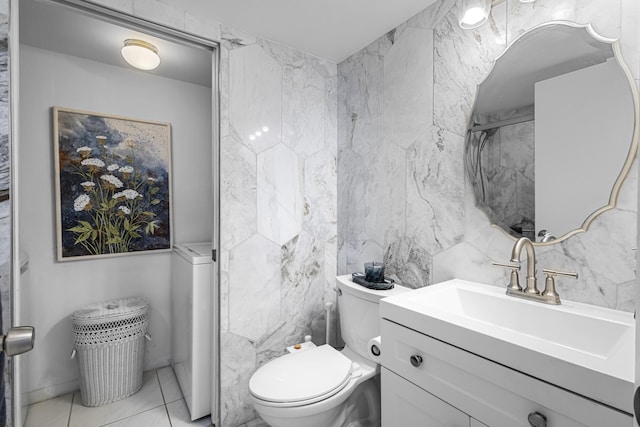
[249,345,353,404]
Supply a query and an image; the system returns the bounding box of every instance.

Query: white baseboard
[23,361,172,406]
[23,380,80,405]
[25,379,80,406]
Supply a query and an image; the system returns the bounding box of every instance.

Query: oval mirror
[465,21,638,244]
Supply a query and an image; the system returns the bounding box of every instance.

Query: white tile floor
[23,367,212,427]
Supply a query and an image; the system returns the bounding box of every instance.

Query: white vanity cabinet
[382,367,489,426]
[380,319,632,427]
[382,367,470,426]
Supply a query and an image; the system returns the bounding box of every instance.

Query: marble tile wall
[220,32,337,426]
[337,0,639,313]
[49,1,337,426]
[0,2,9,425]
[19,0,636,425]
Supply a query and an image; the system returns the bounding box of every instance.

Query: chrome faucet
[492,237,578,305]
[511,237,538,294]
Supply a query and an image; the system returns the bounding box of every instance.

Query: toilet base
[341,376,380,427]
[257,403,342,427]
[255,376,381,427]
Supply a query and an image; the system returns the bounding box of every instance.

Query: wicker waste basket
[71,297,150,407]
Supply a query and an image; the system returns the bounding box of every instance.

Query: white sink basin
[380,279,634,413]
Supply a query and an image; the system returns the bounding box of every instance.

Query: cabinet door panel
[381,320,631,426]
[382,368,469,427]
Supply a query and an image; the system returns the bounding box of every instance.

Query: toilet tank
[336,274,410,359]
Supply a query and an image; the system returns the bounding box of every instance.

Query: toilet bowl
[249,274,409,427]
[250,345,377,427]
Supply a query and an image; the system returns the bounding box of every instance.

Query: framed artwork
[53,107,172,261]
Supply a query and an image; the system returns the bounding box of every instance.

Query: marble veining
[383,27,433,150]
[620,0,639,81]
[220,332,257,427]
[405,125,465,256]
[383,237,431,289]
[229,44,282,154]
[407,0,458,30]
[0,1,338,426]
[7,1,637,426]
[220,131,257,250]
[338,0,638,313]
[228,234,281,342]
[220,24,338,426]
[362,136,406,247]
[0,19,312,427]
[433,5,506,137]
[339,53,384,158]
[256,144,303,245]
[303,149,337,242]
[337,16,467,285]
[282,61,326,159]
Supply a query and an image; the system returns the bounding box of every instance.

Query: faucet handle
[492,261,520,269]
[492,261,522,292]
[542,268,578,279]
[541,269,578,304]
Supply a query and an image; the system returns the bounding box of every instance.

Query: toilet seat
[249,345,354,408]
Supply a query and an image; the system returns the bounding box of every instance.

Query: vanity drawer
[381,319,631,427]
[382,367,470,427]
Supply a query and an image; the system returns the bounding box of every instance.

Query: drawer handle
[410,355,423,367]
[527,412,547,427]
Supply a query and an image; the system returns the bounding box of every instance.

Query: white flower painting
[54,107,172,260]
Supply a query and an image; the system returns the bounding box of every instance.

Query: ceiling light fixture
[458,0,492,29]
[458,0,535,29]
[121,39,160,71]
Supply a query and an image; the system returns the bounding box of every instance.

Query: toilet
[249,274,409,427]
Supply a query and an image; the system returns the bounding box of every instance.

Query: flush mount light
[459,0,535,29]
[458,0,492,29]
[121,39,160,71]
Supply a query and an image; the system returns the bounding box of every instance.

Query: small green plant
[68,136,162,255]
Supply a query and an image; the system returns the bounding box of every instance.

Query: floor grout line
[27,367,192,427]
[156,369,165,404]
[164,402,173,427]
[156,369,175,427]
[67,392,75,427]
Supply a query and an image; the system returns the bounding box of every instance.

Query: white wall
[535,59,634,237]
[18,44,212,400]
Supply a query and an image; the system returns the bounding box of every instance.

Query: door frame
[9,0,24,424]
[8,1,221,425]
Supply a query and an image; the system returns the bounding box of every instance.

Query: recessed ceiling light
[121,39,160,71]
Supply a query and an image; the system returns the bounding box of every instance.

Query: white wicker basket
[71,297,150,407]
